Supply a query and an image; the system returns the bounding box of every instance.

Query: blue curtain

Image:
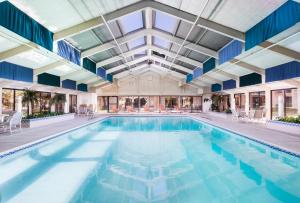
[203,58,216,74]
[0,1,53,51]
[97,67,106,79]
[223,79,236,90]
[62,79,76,90]
[193,67,203,79]
[211,83,222,92]
[219,40,243,65]
[83,58,96,74]
[246,1,300,50]
[106,74,113,83]
[266,61,300,82]
[0,61,33,82]
[186,74,193,83]
[77,83,88,92]
[239,73,262,87]
[38,73,60,87]
[57,41,81,66]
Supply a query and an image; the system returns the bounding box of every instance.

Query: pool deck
[0,113,300,156]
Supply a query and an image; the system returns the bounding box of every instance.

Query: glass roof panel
[119,11,143,34]
[127,37,145,49]
[153,36,170,49]
[154,11,178,34]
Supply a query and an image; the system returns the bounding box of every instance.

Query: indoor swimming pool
[0,116,299,203]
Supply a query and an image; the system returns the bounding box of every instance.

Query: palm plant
[22,89,39,116]
[50,93,66,113]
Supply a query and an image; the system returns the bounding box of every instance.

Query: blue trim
[37,73,60,87]
[266,61,300,82]
[193,67,203,79]
[223,79,236,90]
[97,67,106,79]
[203,58,216,74]
[211,83,222,92]
[0,1,53,51]
[62,79,76,90]
[219,40,243,64]
[240,73,262,87]
[0,61,33,82]
[57,40,81,66]
[186,74,193,83]
[106,74,113,83]
[245,1,300,50]
[77,83,88,92]
[83,58,96,74]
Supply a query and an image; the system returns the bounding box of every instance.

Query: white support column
[265,87,271,120]
[145,8,152,58]
[64,93,70,113]
[0,87,2,115]
[51,93,56,112]
[297,88,300,115]
[230,93,235,111]
[245,91,250,115]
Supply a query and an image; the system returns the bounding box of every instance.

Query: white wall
[96,71,200,96]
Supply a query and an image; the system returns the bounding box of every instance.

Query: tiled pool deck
[0,113,299,155]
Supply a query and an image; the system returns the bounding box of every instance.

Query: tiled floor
[0,113,299,155]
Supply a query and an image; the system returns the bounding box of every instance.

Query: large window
[180,96,202,112]
[40,92,51,113]
[211,94,230,112]
[249,91,265,110]
[163,96,179,109]
[97,96,108,113]
[192,96,202,112]
[2,89,14,113]
[234,93,245,111]
[69,95,77,113]
[271,88,298,119]
[108,96,118,113]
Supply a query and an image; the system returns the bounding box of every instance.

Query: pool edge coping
[0,114,299,159]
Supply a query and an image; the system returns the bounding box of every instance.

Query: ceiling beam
[151,55,193,74]
[145,8,152,58]
[260,41,300,61]
[0,45,32,61]
[151,64,186,79]
[114,63,149,79]
[82,28,218,59]
[230,59,265,75]
[207,69,239,81]
[34,60,65,75]
[106,55,149,74]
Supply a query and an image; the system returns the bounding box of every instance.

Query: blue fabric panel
[203,58,216,74]
[62,79,76,90]
[240,73,262,87]
[211,83,222,92]
[0,61,33,82]
[77,83,88,92]
[97,67,106,79]
[266,61,300,82]
[106,74,113,83]
[223,79,236,90]
[186,74,193,83]
[245,1,300,50]
[38,73,60,87]
[219,40,243,65]
[57,41,80,66]
[193,68,203,79]
[83,58,96,74]
[0,1,53,51]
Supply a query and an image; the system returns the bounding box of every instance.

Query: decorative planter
[266,120,300,135]
[25,113,75,128]
[207,111,232,119]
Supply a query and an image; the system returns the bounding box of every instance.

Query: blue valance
[0,61,33,82]
[245,1,300,50]
[77,83,88,92]
[57,41,81,66]
[223,79,236,90]
[203,58,216,74]
[97,67,106,79]
[193,68,203,79]
[38,73,60,87]
[186,74,193,83]
[266,61,300,82]
[62,79,76,90]
[211,83,222,92]
[0,1,53,51]
[106,74,113,83]
[83,58,96,74]
[240,73,262,87]
[219,40,243,65]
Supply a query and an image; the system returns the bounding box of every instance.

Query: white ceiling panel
[221,64,252,76]
[277,32,300,53]
[47,65,75,76]
[0,35,20,52]
[210,0,286,32]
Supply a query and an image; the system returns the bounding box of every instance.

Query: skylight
[154,11,178,34]
[119,11,143,34]
[127,37,145,50]
[153,36,171,49]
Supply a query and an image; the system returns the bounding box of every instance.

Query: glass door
[69,95,77,113]
[108,96,118,113]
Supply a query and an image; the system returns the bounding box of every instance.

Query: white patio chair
[0,112,22,134]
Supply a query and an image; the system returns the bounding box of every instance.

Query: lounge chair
[87,105,95,119]
[78,105,88,117]
[0,112,22,134]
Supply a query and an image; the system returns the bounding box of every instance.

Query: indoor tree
[50,93,66,113]
[22,89,39,116]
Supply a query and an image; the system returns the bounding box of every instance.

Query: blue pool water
[0,116,299,203]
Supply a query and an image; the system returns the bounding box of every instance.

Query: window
[40,92,51,113]
[108,96,118,113]
[15,90,28,117]
[192,96,202,112]
[234,93,245,111]
[249,91,265,110]
[69,95,77,113]
[271,88,298,119]
[181,96,193,111]
[2,89,14,113]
